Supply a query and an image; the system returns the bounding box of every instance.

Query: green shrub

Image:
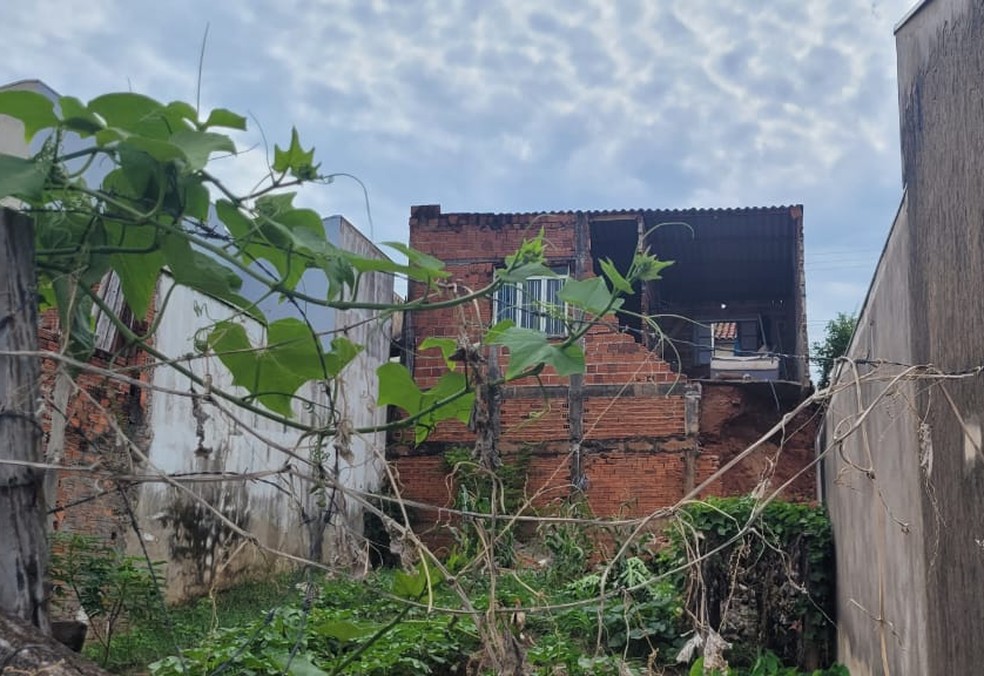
[663,498,836,669]
[49,533,165,668]
[150,568,478,676]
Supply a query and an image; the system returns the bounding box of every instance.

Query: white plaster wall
[134,278,317,598]
[329,216,392,523]
[134,227,393,599]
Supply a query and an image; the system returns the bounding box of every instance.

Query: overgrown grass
[90,571,304,673]
[76,498,847,674]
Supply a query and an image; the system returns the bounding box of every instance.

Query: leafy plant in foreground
[664,498,836,670]
[48,533,164,667]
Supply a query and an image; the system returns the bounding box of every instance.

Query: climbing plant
[0,86,674,672]
[662,497,836,670]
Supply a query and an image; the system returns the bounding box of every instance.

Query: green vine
[661,497,836,670]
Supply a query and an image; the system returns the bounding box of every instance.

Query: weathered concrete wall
[823,1,984,672]
[326,216,390,529]
[823,197,930,676]
[897,1,984,672]
[0,79,393,598]
[132,219,392,601]
[133,280,322,599]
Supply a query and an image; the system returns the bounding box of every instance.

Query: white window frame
[494,268,568,336]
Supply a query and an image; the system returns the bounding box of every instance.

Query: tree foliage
[811,312,857,389]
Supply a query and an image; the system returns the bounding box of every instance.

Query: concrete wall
[133,225,392,599]
[822,197,930,675]
[0,78,394,599]
[134,279,317,598]
[823,1,984,672]
[897,1,984,671]
[326,216,390,527]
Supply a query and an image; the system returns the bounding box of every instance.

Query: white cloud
[0,0,919,311]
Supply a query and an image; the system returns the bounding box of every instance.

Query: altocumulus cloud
[1,0,915,337]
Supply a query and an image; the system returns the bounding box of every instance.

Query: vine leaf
[164,100,198,124]
[121,136,186,164]
[0,154,45,200]
[419,337,459,370]
[496,261,555,283]
[170,130,236,171]
[218,197,335,294]
[393,561,445,599]
[206,320,361,418]
[57,96,104,136]
[312,620,371,642]
[273,127,317,179]
[162,235,250,312]
[489,326,585,380]
[204,108,247,131]
[632,252,674,281]
[376,362,421,414]
[0,90,58,141]
[101,221,164,319]
[600,258,633,294]
[88,92,180,139]
[557,276,622,317]
[376,363,473,443]
[381,242,448,279]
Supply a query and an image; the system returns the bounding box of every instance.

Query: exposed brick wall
[582,452,721,518]
[697,382,817,502]
[38,308,152,551]
[393,206,816,551]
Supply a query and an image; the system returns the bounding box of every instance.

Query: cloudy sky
[2,0,916,345]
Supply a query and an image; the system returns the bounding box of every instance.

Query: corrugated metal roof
[410,204,802,219]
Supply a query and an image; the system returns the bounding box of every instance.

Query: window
[494,270,567,335]
[92,271,132,353]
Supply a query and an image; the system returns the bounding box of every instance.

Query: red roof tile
[713,322,737,341]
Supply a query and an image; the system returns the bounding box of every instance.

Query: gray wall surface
[822,197,930,675]
[897,1,984,671]
[823,1,984,672]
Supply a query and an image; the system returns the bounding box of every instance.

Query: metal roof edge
[0,79,60,99]
[411,204,803,219]
[894,0,934,34]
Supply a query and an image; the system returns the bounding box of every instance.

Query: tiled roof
[713,322,737,341]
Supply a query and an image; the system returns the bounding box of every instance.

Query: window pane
[545,277,565,335]
[738,320,759,353]
[522,279,541,330]
[496,284,517,323]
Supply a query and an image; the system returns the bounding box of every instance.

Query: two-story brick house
[390,204,817,549]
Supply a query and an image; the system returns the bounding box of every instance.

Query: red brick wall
[38,309,152,547]
[392,207,816,551]
[582,451,721,518]
[697,383,817,502]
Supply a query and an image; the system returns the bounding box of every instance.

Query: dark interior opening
[589,218,642,341]
[643,209,800,380]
